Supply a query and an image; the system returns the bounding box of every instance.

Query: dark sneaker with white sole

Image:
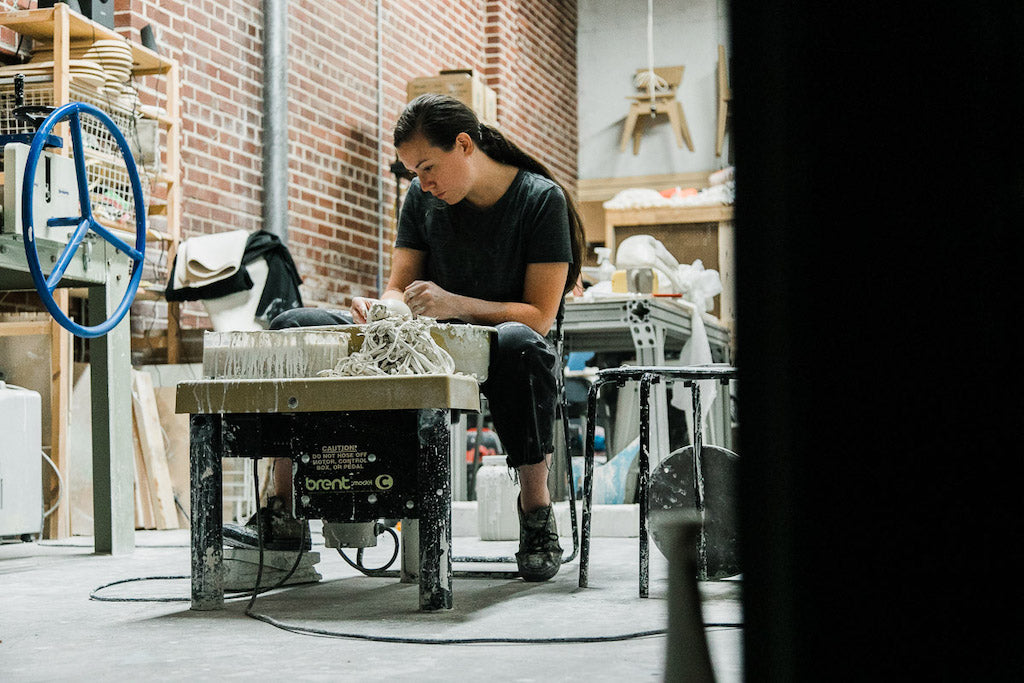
[515,502,562,582]
[223,496,311,551]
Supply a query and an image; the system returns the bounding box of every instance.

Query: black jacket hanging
[165,230,303,323]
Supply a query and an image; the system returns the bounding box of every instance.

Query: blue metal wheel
[21,102,146,338]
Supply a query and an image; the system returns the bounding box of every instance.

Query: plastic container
[475,455,520,541]
[594,246,616,281]
[0,381,43,536]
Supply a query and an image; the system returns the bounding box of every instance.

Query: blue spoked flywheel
[20,102,146,338]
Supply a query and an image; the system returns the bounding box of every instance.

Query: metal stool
[578,364,738,597]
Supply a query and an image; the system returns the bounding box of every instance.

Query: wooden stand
[621,98,694,155]
[620,66,694,155]
[604,204,735,327]
[0,5,182,544]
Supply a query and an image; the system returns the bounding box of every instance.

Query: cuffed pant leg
[270,308,353,329]
[481,322,558,468]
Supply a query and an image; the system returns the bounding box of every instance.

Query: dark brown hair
[395,93,585,295]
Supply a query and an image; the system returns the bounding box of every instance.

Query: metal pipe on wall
[262,0,288,245]
[376,0,385,293]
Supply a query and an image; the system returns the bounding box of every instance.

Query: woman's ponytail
[477,123,585,295]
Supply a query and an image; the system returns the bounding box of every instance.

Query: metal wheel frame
[21,101,146,338]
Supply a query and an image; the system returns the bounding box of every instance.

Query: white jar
[475,455,520,541]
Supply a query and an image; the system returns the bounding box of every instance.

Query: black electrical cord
[337,523,400,575]
[89,574,307,603]
[91,466,741,640]
[243,458,307,617]
[90,458,309,604]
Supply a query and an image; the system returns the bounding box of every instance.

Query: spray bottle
[594,246,616,282]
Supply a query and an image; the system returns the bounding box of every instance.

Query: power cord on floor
[91,459,741,640]
[243,458,307,617]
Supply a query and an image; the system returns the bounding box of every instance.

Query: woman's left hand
[403,280,459,319]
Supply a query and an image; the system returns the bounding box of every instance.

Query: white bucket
[475,455,520,541]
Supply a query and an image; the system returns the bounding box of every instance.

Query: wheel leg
[190,414,224,610]
[417,409,452,611]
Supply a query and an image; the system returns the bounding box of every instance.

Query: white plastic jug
[475,455,520,541]
[0,381,42,536]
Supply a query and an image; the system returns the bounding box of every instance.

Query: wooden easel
[620,65,694,155]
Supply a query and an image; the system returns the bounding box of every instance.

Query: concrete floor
[1,528,743,681]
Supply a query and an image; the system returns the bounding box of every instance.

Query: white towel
[173,229,250,289]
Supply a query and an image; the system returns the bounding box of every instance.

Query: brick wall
[2,0,578,321]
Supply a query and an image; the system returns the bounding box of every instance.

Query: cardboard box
[406,70,497,125]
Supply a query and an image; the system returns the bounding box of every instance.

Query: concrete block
[222,548,322,590]
[452,501,477,537]
[554,502,639,538]
[452,501,639,539]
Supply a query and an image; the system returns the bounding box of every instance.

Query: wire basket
[0,80,155,229]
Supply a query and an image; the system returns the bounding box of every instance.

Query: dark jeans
[270,308,557,468]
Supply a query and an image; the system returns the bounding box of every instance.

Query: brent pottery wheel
[320,322,497,382]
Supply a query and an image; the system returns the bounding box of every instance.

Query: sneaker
[515,501,563,582]
[223,496,311,551]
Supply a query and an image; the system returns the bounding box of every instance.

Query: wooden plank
[0,320,51,336]
[44,295,71,539]
[151,385,191,528]
[165,61,182,365]
[132,370,179,529]
[133,413,156,530]
[52,2,70,152]
[578,172,713,202]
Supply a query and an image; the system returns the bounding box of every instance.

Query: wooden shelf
[0,4,184,545]
[0,8,172,76]
[2,4,187,365]
[604,203,735,328]
[604,205,733,235]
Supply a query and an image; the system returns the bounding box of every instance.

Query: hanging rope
[632,0,667,115]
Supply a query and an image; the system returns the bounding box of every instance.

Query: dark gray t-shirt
[395,169,572,303]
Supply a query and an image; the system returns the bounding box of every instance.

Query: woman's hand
[351,296,412,323]
[350,296,378,323]
[403,280,460,319]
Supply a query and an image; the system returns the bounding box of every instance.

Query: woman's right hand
[350,296,378,323]
[351,296,413,323]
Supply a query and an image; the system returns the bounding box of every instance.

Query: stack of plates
[29,39,135,96]
[112,81,140,111]
[0,58,106,90]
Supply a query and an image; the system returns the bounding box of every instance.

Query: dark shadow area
[732,2,1020,679]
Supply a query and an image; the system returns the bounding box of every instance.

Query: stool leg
[417,409,452,611]
[639,375,654,598]
[190,413,224,610]
[620,104,641,152]
[690,383,708,580]
[672,99,695,152]
[579,382,601,587]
